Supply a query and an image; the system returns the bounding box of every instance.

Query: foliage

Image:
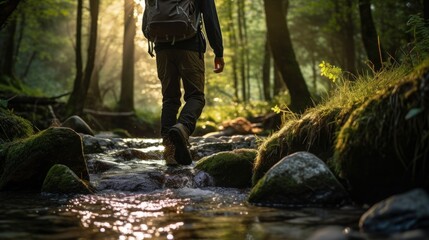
[319,61,342,83]
[405,14,429,65]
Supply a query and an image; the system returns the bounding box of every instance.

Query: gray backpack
[142,0,201,51]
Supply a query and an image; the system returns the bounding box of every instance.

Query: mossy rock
[0,107,34,143]
[0,127,89,191]
[195,149,257,188]
[252,106,348,186]
[61,115,94,136]
[42,164,94,194]
[333,62,429,204]
[249,152,349,207]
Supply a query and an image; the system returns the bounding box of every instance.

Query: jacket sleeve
[200,0,224,58]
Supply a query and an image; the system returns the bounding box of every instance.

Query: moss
[42,164,93,194]
[0,127,89,191]
[0,108,34,143]
[195,149,257,188]
[252,64,412,187]
[333,60,429,203]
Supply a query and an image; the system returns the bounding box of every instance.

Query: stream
[0,136,383,239]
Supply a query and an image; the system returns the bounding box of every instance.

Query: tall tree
[335,0,356,77]
[264,0,312,112]
[118,0,136,112]
[425,0,429,23]
[0,0,21,28]
[66,0,99,116]
[262,37,271,101]
[358,0,386,71]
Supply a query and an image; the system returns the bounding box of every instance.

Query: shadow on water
[0,137,366,239]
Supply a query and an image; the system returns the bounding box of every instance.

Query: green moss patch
[0,108,34,143]
[253,65,411,187]
[42,164,94,194]
[333,62,429,203]
[0,127,89,191]
[195,149,257,188]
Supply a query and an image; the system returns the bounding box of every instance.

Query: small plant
[319,61,342,83]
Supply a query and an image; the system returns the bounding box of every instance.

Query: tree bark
[358,0,386,71]
[0,0,21,29]
[67,0,99,116]
[336,0,356,77]
[424,0,429,23]
[66,0,84,116]
[262,37,271,101]
[118,0,136,111]
[264,0,312,112]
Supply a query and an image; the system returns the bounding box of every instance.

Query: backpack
[142,0,201,53]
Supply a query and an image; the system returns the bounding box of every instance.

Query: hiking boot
[168,123,192,165]
[163,137,178,166]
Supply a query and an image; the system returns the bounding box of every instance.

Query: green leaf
[405,108,423,120]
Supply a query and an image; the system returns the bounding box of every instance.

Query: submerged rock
[360,188,429,233]
[42,164,94,194]
[195,149,257,188]
[0,127,89,191]
[248,152,349,207]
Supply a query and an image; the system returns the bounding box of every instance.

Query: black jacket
[154,0,224,58]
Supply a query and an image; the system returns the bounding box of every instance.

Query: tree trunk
[0,0,21,29]
[118,0,136,112]
[336,0,356,77]
[237,0,247,102]
[227,0,239,102]
[66,0,84,116]
[358,0,386,71]
[424,0,429,23]
[67,0,99,116]
[264,0,312,112]
[262,37,271,101]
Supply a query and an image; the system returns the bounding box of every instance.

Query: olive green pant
[156,49,205,137]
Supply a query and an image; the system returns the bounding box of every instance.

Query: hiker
[142,0,225,165]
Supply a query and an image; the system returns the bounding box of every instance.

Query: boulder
[248,152,349,206]
[61,115,94,136]
[42,164,94,194]
[360,188,429,233]
[0,107,34,143]
[333,65,429,203]
[195,149,257,188]
[0,127,89,191]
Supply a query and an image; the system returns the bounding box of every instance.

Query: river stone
[0,107,34,143]
[195,149,257,188]
[0,127,90,191]
[61,115,94,136]
[42,164,93,194]
[359,188,429,233]
[82,135,115,154]
[248,151,348,206]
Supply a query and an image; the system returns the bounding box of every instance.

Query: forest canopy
[0,0,428,132]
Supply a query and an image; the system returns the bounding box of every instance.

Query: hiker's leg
[157,50,181,137]
[177,51,205,135]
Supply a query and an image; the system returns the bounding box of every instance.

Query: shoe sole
[168,128,192,165]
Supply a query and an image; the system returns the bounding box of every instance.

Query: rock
[333,67,429,204]
[61,115,94,136]
[194,149,257,188]
[248,152,349,206]
[360,189,429,233]
[0,107,34,143]
[307,226,347,240]
[0,127,90,191]
[82,135,115,154]
[42,164,94,194]
[112,148,160,161]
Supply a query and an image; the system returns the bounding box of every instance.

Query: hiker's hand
[214,57,224,73]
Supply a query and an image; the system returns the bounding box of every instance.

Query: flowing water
[0,137,380,239]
